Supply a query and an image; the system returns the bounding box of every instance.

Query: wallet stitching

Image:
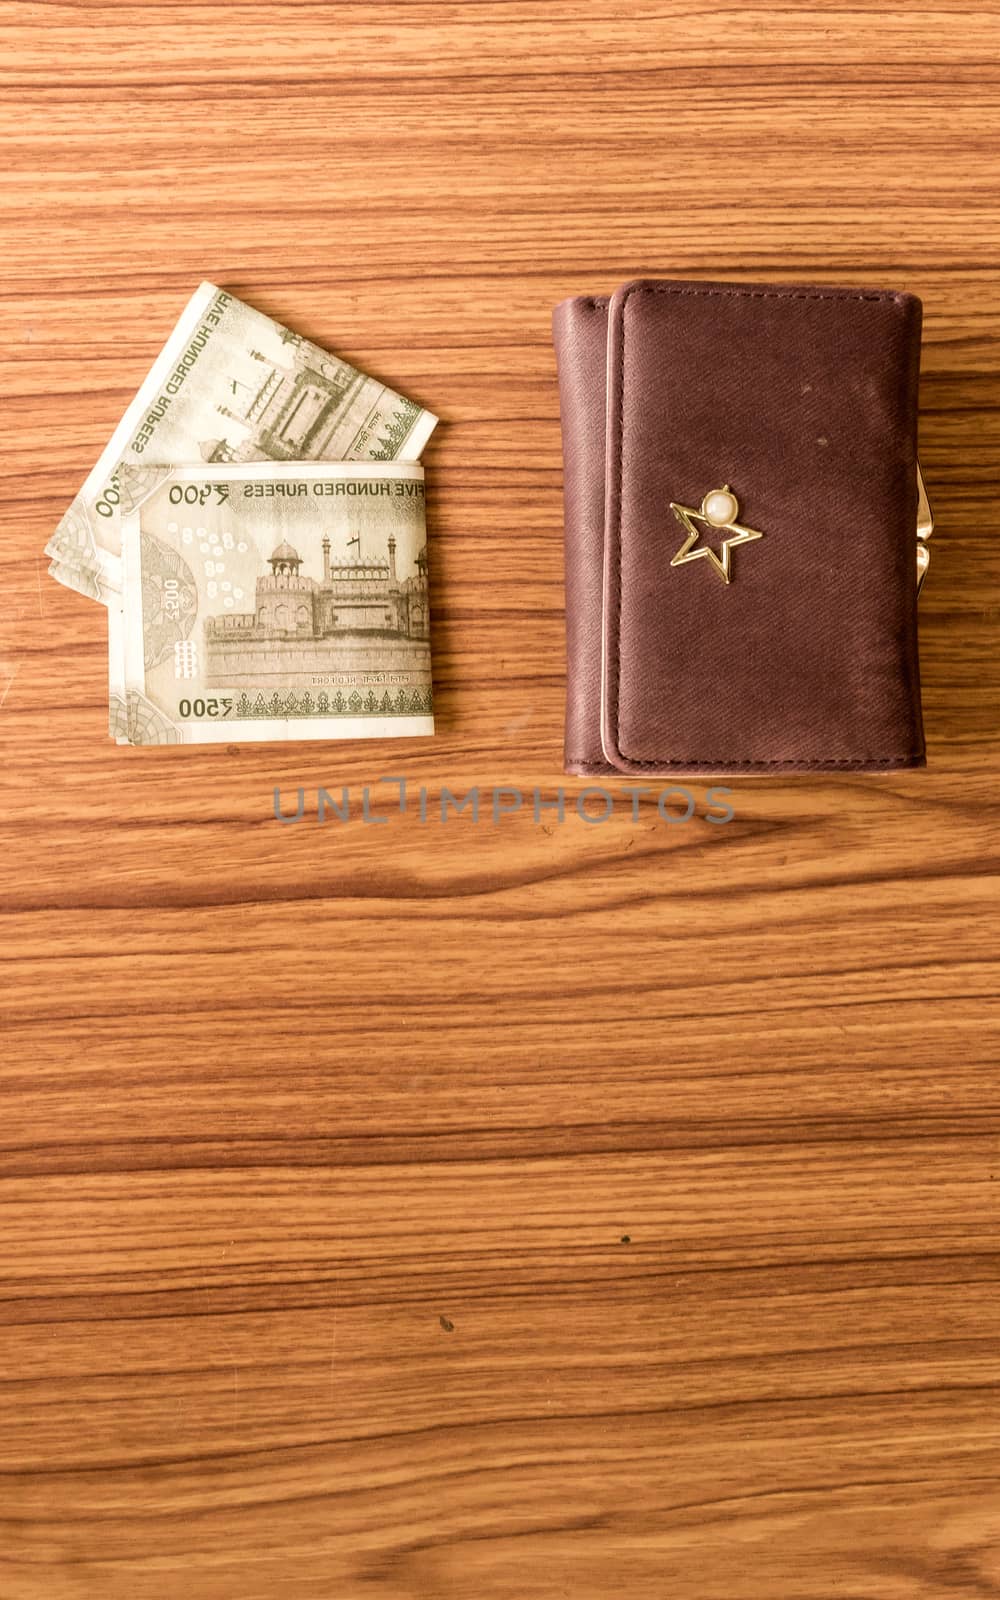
[610,282,923,770]
[567,755,923,769]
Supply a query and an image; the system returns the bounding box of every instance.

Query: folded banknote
[48,281,437,604]
[112,462,433,745]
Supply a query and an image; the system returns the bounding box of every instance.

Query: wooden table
[2,4,998,1596]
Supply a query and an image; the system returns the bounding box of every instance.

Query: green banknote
[49,281,437,604]
[116,462,433,745]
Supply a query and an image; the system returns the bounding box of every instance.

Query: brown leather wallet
[553,279,928,776]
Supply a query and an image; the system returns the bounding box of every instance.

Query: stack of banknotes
[48,283,438,744]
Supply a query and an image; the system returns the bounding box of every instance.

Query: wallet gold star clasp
[668,484,763,585]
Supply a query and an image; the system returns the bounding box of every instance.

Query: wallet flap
[601,279,925,773]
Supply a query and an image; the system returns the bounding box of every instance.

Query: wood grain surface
[2,3,999,1596]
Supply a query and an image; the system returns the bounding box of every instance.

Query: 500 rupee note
[49,282,437,604]
[119,462,433,745]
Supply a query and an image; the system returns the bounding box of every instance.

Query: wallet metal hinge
[916,463,933,596]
